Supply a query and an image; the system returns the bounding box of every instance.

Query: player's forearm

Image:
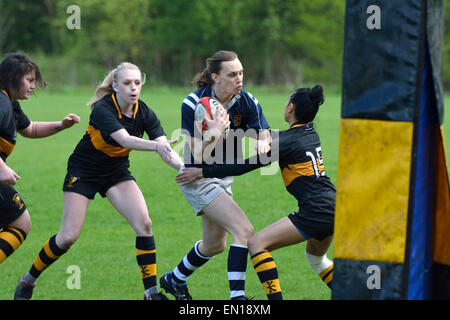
[21,121,65,138]
[117,135,158,151]
[202,154,266,178]
[162,150,183,170]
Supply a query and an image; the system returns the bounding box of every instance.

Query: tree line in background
[0,0,449,89]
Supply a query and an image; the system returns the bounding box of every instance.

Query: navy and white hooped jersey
[181,85,270,167]
[0,89,31,162]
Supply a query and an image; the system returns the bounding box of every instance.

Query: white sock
[305,251,333,275]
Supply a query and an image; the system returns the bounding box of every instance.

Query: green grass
[0,87,449,300]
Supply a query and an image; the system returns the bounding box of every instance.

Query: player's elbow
[18,122,35,138]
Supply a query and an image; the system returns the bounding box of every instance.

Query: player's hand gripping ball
[194,97,230,140]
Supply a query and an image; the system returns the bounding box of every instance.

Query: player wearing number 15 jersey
[176,85,335,300]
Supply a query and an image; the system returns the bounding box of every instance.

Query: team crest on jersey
[12,193,24,210]
[233,114,242,126]
[67,175,80,188]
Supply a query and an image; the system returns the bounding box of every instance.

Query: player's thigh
[248,217,306,254]
[202,192,253,243]
[7,209,31,234]
[106,180,151,233]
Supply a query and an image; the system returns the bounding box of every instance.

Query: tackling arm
[19,114,80,138]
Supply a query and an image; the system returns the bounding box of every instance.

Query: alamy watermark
[366,265,381,290]
[366,5,381,30]
[66,265,81,290]
[66,5,81,30]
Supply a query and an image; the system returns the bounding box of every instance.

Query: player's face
[213,58,243,96]
[116,68,142,105]
[16,70,36,100]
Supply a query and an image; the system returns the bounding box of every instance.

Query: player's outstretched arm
[111,129,181,169]
[175,152,271,186]
[19,114,80,138]
[154,135,183,170]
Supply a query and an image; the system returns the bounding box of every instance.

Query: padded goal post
[332,0,450,299]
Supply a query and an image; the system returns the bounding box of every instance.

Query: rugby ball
[194,97,229,139]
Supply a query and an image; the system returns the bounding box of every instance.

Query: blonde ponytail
[87,62,145,109]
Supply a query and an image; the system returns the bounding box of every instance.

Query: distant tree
[0,0,57,54]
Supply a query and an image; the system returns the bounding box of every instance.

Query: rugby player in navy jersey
[176,85,336,300]
[160,51,271,300]
[0,52,80,266]
[14,62,183,300]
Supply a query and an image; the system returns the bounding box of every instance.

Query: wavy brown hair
[192,50,238,88]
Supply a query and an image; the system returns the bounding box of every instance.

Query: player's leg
[106,179,166,300]
[171,214,226,284]
[201,192,254,300]
[0,210,30,264]
[0,184,30,264]
[14,192,89,300]
[162,192,253,300]
[248,217,306,300]
[162,214,226,300]
[305,236,334,288]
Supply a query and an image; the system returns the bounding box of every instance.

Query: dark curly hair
[0,52,46,98]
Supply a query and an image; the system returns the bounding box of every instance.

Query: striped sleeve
[242,90,270,130]
[181,92,200,136]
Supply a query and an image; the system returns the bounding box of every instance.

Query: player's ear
[287,102,295,114]
[211,72,219,84]
[112,81,119,93]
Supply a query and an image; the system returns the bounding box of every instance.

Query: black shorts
[62,169,136,200]
[288,208,334,241]
[0,184,27,228]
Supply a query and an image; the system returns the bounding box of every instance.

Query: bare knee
[134,216,152,237]
[248,233,267,255]
[8,211,32,235]
[232,224,254,246]
[18,216,32,235]
[56,231,80,250]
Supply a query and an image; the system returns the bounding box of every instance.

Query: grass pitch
[0,87,448,300]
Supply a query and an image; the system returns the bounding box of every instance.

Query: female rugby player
[0,52,79,265]
[159,50,271,300]
[175,85,336,300]
[14,62,183,300]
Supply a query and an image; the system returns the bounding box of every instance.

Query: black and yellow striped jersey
[0,89,31,161]
[67,93,165,176]
[203,122,336,215]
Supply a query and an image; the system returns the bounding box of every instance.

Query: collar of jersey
[111,93,139,119]
[1,89,10,99]
[210,87,241,111]
[290,122,309,129]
